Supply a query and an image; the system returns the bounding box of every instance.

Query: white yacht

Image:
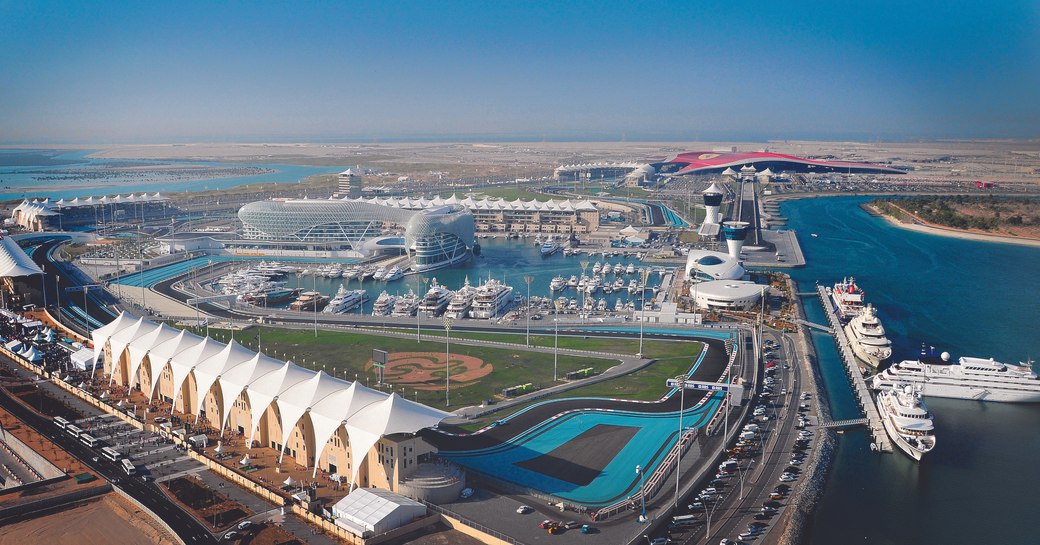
[444,278,477,319]
[419,278,453,317]
[341,265,362,280]
[875,384,936,461]
[625,263,636,275]
[596,299,607,312]
[371,291,396,317]
[371,266,388,281]
[873,352,1040,402]
[470,278,515,319]
[322,284,367,314]
[383,266,404,282]
[843,304,893,367]
[584,276,601,295]
[828,276,866,320]
[391,290,420,317]
[566,275,579,288]
[592,262,603,275]
[614,299,624,312]
[540,239,562,257]
[550,275,567,291]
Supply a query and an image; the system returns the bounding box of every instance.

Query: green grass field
[470,187,557,201]
[455,341,705,431]
[208,326,624,409]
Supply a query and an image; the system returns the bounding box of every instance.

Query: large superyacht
[873,352,1040,402]
[844,304,893,367]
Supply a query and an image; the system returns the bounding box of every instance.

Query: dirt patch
[0,493,175,545]
[162,476,252,531]
[371,352,493,391]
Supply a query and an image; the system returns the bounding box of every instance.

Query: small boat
[289,291,329,312]
[597,299,607,312]
[614,299,624,312]
[811,233,819,238]
[626,263,636,275]
[371,266,388,281]
[383,266,404,282]
[592,262,602,275]
[566,275,579,288]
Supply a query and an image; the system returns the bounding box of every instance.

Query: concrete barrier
[111,484,187,545]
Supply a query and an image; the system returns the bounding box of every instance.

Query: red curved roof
[663,151,905,174]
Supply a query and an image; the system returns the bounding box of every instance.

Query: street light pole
[674,374,686,507]
[635,464,647,522]
[523,275,533,346]
[442,317,453,407]
[416,278,423,342]
[312,272,318,337]
[637,268,650,357]
[553,316,559,382]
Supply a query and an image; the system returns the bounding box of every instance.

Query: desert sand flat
[0,493,175,545]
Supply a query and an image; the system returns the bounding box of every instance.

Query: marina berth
[873,352,1040,402]
[289,290,329,312]
[444,278,478,319]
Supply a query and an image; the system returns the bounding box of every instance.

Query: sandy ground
[74,140,1040,185]
[871,205,1040,248]
[0,493,175,545]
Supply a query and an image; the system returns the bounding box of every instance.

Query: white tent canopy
[90,313,451,480]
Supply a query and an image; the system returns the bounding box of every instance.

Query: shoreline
[864,203,1040,248]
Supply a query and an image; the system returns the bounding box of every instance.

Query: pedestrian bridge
[792,318,833,334]
[818,418,870,429]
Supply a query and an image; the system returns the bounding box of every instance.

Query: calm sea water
[779,196,1040,545]
[0,148,339,200]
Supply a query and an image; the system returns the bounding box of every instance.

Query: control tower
[702,182,724,226]
[722,221,750,260]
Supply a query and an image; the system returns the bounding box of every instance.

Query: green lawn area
[446,330,693,360]
[455,341,705,431]
[207,326,622,410]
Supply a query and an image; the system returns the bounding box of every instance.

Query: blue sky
[2,1,1038,142]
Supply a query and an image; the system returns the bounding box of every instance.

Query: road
[0,365,218,544]
[645,328,820,545]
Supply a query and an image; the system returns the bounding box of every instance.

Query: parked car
[517,505,533,514]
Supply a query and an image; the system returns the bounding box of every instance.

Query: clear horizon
[2,1,1038,143]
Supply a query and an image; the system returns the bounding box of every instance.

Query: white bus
[53,416,70,430]
[66,424,83,437]
[79,432,99,448]
[100,446,121,462]
[120,459,136,475]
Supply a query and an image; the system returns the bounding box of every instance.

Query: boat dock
[815,284,892,453]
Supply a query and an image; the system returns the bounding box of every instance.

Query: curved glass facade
[238,199,474,271]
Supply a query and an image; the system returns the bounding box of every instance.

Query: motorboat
[372,291,396,317]
[876,384,936,461]
[844,304,893,367]
[540,239,562,257]
[828,276,866,320]
[873,352,1040,403]
[391,290,420,317]
[289,291,329,312]
[470,278,515,319]
[383,266,404,282]
[322,284,367,314]
[444,278,478,319]
[550,275,567,291]
[418,278,453,317]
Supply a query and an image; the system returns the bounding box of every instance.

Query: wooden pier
[815,284,892,453]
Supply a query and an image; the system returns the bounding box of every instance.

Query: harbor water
[779,196,1040,545]
[280,236,670,316]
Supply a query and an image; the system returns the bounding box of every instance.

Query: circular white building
[684,249,745,282]
[691,280,763,310]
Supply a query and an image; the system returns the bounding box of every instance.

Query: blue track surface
[439,346,724,506]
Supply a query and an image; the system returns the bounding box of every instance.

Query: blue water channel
[781,196,1040,545]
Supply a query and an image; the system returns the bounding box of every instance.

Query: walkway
[814,284,891,452]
